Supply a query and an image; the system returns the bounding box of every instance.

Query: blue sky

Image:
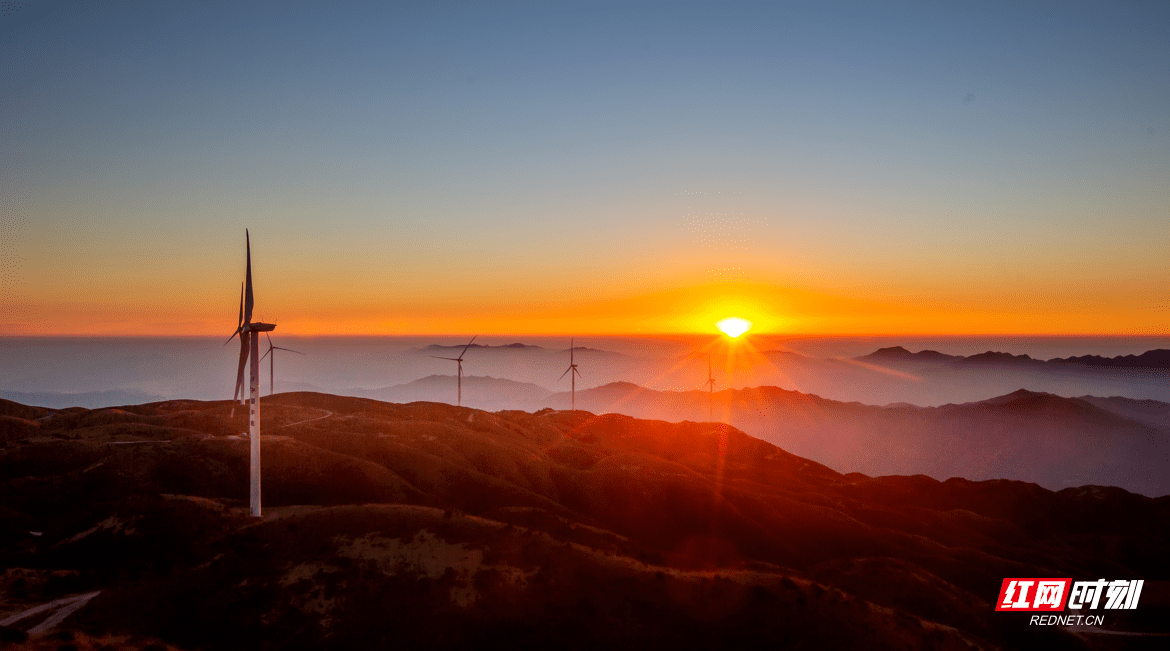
[2,0,1168,334]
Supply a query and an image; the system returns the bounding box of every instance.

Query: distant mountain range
[745,346,1170,405]
[540,383,1170,496]
[852,346,960,362]
[1051,349,1170,367]
[7,344,1168,414]
[6,353,1168,497]
[320,371,1170,496]
[0,389,166,410]
[858,345,1170,369]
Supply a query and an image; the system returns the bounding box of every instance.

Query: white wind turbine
[431,336,476,406]
[225,229,275,518]
[701,355,717,422]
[559,338,582,411]
[259,332,304,396]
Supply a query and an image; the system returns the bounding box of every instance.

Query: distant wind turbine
[259,332,304,396]
[225,229,275,518]
[431,336,476,406]
[701,355,717,422]
[559,338,582,411]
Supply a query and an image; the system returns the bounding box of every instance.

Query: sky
[1,0,1168,336]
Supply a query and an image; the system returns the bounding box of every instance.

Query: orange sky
[5,277,1165,337]
[3,3,1168,338]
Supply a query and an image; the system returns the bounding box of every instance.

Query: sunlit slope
[1,393,1168,649]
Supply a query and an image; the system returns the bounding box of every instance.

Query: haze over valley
[4,336,1169,497]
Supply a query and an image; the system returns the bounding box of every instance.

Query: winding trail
[0,591,101,634]
[278,409,333,429]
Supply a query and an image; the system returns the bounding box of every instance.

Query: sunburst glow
[716,317,753,338]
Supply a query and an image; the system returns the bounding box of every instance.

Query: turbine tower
[225,229,275,518]
[259,332,304,396]
[559,338,582,411]
[702,355,717,422]
[431,336,476,406]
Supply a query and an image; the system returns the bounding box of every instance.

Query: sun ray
[833,356,923,382]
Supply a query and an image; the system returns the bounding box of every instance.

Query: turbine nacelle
[260,332,304,396]
[701,355,717,422]
[560,338,582,411]
[558,363,581,381]
[433,336,476,406]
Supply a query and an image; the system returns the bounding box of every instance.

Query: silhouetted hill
[1078,395,1170,428]
[1050,349,1170,368]
[0,389,167,410]
[961,388,1125,420]
[3,393,1167,648]
[856,346,959,362]
[0,398,53,420]
[957,351,1041,366]
[856,346,1170,370]
[422,342,544,351]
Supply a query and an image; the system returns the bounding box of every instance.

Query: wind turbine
[259,332,304,396]
[559,338,582,411]
[431,336,476,406]
[701,355,717,422]
[225,229,275,518]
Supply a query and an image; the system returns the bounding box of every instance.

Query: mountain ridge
[1,392,1166,648]
[857,346,1170,369]
[541,384,1170,496]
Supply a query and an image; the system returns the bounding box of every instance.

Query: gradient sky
[2,0,1168,336]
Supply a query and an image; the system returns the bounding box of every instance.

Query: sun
[716,317,753,338]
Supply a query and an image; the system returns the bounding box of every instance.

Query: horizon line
[2,332,1168,339]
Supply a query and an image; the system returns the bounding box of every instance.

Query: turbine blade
[458,335,477,360]
[431,355,460,361]
[274,347,304,355]
[244,230,254,324]
[225,281,245,345]
[234,337,249,401]
[260,347,272,361]
[574,367,582,378]
[559,367,571,380]
[265,331,273,348]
